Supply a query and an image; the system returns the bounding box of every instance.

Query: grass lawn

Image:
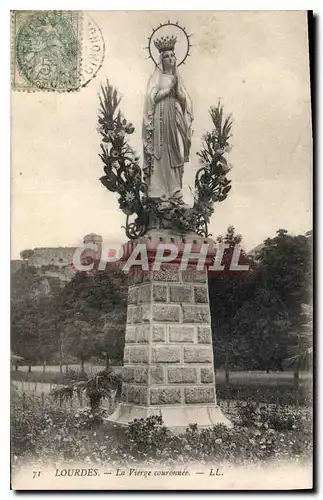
[11,366,312,406]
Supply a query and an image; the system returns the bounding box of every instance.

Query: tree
[56,266,128,369]
[231,288,291,372]
[64,317,97,372]
[11,296,60,370]
[208,225,252,379]
[285,303,313,389]
[11,265,61,369]
[91,309,126,368]
[253,229,311,329]
[252,229,311,369]
[20,249,34,261]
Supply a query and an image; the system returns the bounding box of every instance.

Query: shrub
[120,415,170,458]
[236,401,258,427]
[258,405,299,431]
[50,368,122,425]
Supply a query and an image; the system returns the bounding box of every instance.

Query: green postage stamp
[11,11,105,91]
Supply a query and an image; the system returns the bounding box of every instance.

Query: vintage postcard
[10,10,313,490]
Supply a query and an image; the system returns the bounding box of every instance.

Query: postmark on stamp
[11,10,105,92]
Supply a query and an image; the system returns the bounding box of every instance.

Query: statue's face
[162,50,176,71]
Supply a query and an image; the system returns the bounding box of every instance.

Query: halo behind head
[146,21,192,67]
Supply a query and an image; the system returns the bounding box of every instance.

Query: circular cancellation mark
[80,13,105,89]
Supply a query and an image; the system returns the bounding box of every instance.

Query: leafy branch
[193,101,233,236]
[285,303,313,368]
[98,79,148,238]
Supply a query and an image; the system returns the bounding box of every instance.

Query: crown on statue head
[154,35,177,53]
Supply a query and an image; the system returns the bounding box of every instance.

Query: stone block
[150,366,165,384]
[128,346,149,364]
[184,387,215,404]
[169,325,194,343]
[122,367,135,383]
[194,285,208,303]
[136,325,150,343]
[200,367,214,384]
[127,269,137,286]
[125,325,149,343]
[152,304,180,322]
[184,346,212,363]
[167,367,197,384]
[153,285,167,302]
[123,347,130,363]
[153,264,179,282]
[142,271,152,283]
[150,388,181,405]
[127,386,148,405]
[121,385,127,402]
[138,284,151,303]
[169,285,192,303]
[128,268,144,285]
[125,326,136,343]
[152,346,180,363]
[197,326,212,344]
[134,367,148,384]
[182,305,210,323]
[128,286,139,305]
[152,325,166,343]
[142,304,152,322]
[182,265,207,283]
[127,306,143,324]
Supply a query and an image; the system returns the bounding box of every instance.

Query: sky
[11,10,312,259]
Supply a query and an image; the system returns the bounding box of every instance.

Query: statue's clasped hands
[169,74,178,96]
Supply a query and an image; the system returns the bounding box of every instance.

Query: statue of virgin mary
[142,35,193,207]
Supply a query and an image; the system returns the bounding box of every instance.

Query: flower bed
[11,391,312,470]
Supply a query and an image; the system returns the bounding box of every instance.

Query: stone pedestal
[108,231,231,429]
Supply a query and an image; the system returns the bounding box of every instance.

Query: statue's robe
[142,71,193,201]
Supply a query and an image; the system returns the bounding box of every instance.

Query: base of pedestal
[107,403,232,430]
